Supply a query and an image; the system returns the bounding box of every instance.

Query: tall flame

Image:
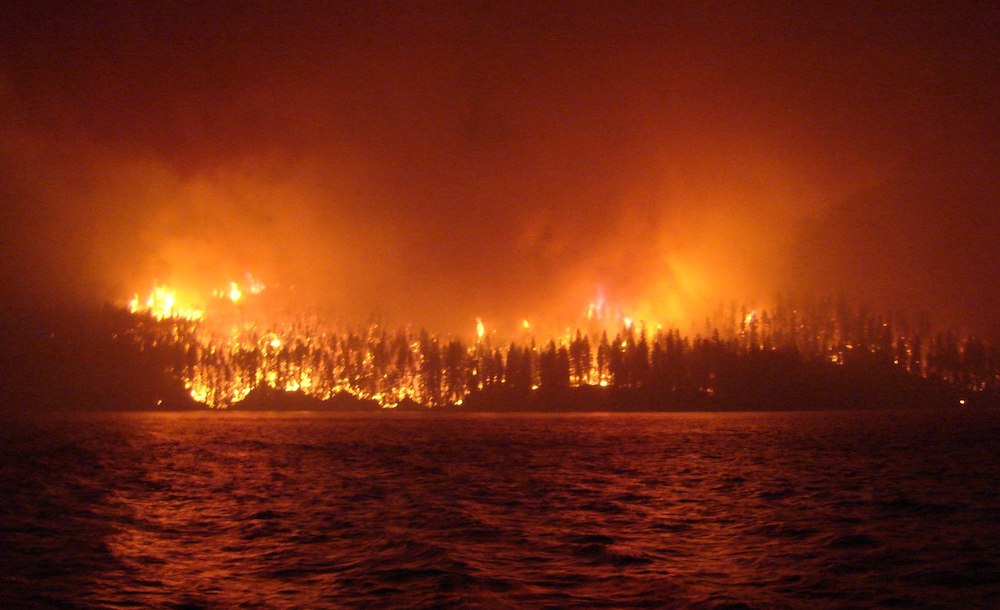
[130,284,204,321]
[117,276,994,411]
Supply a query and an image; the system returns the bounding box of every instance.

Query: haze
[1,2,996,336]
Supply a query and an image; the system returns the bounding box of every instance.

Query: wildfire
[132,276,268,322]
[245,273,265,295]
[118,276,992,412]
[162,276,649,402]
[121,277,719,409]
[129,284,204,321]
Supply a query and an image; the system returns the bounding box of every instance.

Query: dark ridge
[1,300,998,413]
[0,304,201,412]
[232,386,379,412]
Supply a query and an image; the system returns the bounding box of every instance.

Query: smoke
[1,2,997,336]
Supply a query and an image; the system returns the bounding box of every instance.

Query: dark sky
[1,1,997,335]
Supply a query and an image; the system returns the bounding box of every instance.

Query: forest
[4,295,991,412]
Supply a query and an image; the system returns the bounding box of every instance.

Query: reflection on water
[1,410,999,608]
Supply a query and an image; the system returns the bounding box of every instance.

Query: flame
[245,273,265,295]
[124,280,694,408]
[118,278,988,411]
[130,284,203,321]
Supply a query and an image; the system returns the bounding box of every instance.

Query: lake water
[1,409,998,609]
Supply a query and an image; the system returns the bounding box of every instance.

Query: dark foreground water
[1,410,999,609]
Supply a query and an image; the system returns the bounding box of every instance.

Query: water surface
[1,409,998,608]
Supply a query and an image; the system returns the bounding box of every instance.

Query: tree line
[108,297,1000,409]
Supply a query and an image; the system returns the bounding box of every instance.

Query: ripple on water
[0,410,998,608]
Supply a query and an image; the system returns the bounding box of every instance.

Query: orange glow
[246,274,265,295]
[115,276,995,411]
[130,284,204,321]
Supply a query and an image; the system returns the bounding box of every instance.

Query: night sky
[1,1,997,335]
